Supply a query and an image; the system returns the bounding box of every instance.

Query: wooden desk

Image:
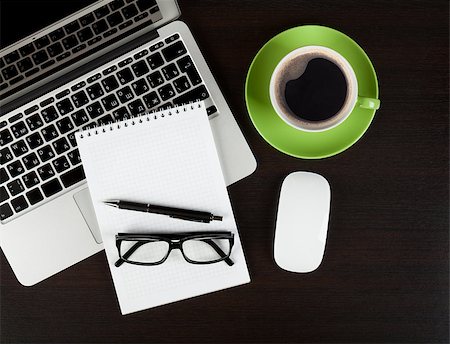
[1,0,448,342]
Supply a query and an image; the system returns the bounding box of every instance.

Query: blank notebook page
[76,102,250,314]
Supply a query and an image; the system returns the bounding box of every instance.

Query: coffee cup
[269,46,380,132]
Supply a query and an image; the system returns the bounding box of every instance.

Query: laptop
[0,0,256,286]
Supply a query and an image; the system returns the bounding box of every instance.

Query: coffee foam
[273,48,356,131]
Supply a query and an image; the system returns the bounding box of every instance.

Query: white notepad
[76,102,250,314]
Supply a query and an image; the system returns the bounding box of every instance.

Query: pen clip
[169,214,208,223]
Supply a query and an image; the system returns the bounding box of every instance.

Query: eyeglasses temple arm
[115,241,147,267]
[202,239,234,266]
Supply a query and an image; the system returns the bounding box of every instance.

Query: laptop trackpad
[73,188,102,244]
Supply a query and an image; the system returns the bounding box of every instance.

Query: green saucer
[245,25,380,159]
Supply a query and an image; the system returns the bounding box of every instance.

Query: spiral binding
[78,101,203,139]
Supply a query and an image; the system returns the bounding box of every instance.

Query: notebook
[76,101,250,315]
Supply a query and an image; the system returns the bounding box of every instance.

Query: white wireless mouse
[274,172,331,273]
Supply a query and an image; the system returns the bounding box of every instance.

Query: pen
[103,200,223,223]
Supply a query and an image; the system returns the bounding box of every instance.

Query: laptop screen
[1,0,97,48]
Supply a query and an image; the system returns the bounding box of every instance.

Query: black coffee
[285,58,347,121]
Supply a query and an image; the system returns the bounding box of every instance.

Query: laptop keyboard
[0,0,163,99]
[0,33,218,222]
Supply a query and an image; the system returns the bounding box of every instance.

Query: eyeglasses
[115,231,235,267]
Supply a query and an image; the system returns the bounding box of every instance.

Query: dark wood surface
[1,1,448,343]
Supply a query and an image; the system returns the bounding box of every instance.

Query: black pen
[103,200,223,223]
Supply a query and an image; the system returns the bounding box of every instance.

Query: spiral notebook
[76,101,250,315]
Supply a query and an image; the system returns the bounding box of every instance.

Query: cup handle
[358,96,381,110]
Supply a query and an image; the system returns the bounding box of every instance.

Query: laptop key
[35,36,51,49]
[147,71,164,88]
[11,121,28,139]
[162,41,187,62]
[25,105,39,116]
[64,20,80,34]
[19,43,35,57]
[131,79,149,96]
[26,188,44,205]
[162,63,179,80]
[77,27,94,42]
[7,161,25,177]
[17,58,33,73]
[117,67,134,84]
[4,51,20,64]
[127,99,145,116]
[22,152,39,169]
[110,0,125,11]
[92,19,109,36]
[11,140,28,157]
[25,132,44,149]
[72,44,87,54]
[62,35,79,50]
[94,5,110,19]
[2,65,19,80]
[52,137,70,154]
[41,106,59,123]
[41,124,58,142]
[117,86,134,103]
[107,12,124,27]
[7,179,25,196]
[71,109,90,126]
[0,186,8,203]
[101,94,120,111]
[71,90,89,108]
[31,50,49,65]
[0,203,14,221]
[49,28,65,42]
[158,84,175,101]
[37,163,55,181]
[146,52,164,70]
[134,12,149,23]
[103,28,118,38]
[98,114,114,125]
[67,131,78,147]
[131,60,149,78]
[118,20,132,30]
[173,76,190,93]
[0,128,13,146]
[86,101,104,119]
[11,196,28,213]
[56,98,74,115]
[177,56,202,86]
[67,149,81,165]
[173,85,209,106]
[61,165,85,188]
[22,171,39,188]
[142,91,160,108]
[0,147,13,164]
[9,75,25,85]
[37,145,55,162]
[122,4,138,19]
[47,42,64,57]
[0,168,9,183]
[26,113,44,131]
[52,156,70,173]
[87,37,102,46]
[56,117,74,134]
[137,0,156,11]
[87,83,104,99]
[41,178,62,197]
[206,105,218,116]
[80,13,95,26]
[102,75,119,92]
[112,107,130,121]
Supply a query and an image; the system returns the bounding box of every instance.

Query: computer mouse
[274,171,331,273]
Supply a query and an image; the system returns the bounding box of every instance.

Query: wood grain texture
[1,0,448,342]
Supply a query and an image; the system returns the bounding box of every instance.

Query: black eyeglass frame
[115,231,235,267]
